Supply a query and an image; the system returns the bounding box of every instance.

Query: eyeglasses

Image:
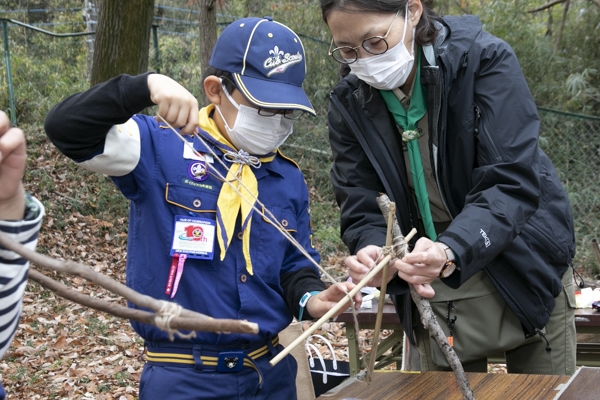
[257,108,305,120]
[328,9,401,64]
[221,80,305,120]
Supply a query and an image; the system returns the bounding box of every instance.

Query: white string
[157,115,347,293]
[155,300,197,341]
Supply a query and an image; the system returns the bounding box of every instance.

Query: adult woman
[320,0,577,374]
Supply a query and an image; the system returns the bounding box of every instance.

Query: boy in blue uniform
[45,17,358,399]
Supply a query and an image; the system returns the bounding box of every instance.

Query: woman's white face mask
[349,6,415,90]
[215,84,294,155]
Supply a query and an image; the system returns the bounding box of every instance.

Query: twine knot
[224,150,262,168]
[155,300,197,341]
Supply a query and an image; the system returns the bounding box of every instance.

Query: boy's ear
[204,76,222,105]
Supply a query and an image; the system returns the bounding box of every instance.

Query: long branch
[376,194,474,400]
[28,268,257,333]
[2,231,209,319]
[0,231,258,335]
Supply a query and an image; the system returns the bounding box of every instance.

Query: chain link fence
[538,108,600,274]
[1,7,599,274]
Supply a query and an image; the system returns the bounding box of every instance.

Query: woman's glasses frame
[328,9,402,64]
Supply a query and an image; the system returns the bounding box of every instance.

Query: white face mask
[215,85,294,155]
[349,9,415,90]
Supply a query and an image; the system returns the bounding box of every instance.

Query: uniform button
[240,274,247,283]
[192,199,202,208]
[237,232,243,240]
[281,219,289,227]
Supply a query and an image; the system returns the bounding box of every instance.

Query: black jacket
[327,15,576,340]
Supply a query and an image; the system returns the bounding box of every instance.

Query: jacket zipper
[474,104,502,164]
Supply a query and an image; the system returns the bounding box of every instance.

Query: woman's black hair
[202,66,237,94]
[320,0,441,45]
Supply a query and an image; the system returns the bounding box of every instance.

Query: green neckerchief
[379,50,437,240]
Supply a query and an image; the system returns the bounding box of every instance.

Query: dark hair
[320,0,441,45]
[202,66,237,94]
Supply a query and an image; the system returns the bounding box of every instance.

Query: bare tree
[90,0,155,86]
[554,0,570,54]
[197,0,218,105]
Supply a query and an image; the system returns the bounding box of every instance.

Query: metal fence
[1,10,599,274]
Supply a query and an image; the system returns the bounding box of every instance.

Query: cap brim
[233,74,316,117]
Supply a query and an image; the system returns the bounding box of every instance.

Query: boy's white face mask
[349,4,415,90]
[215,84,293,155]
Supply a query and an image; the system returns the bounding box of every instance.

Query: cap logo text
[264,46,303,76]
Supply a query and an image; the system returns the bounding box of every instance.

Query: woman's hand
[147,74,199,135]
[305,281,362,319]
[346,245,396,288]
[391,237,447,298]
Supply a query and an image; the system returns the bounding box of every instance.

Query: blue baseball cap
[209,16,316,116]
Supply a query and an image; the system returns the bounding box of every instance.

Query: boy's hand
[0,111,26,219]
[147,74,199,135]
[306,281,362,319]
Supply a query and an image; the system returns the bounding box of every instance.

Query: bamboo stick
[365,202,395,383]
[270,228,417,367]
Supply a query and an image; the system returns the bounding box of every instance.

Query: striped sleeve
[0,196,44,359]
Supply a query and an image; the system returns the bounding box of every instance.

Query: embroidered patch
[181,178,215,192]
[188,161,208,181]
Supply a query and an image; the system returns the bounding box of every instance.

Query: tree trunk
[246,0,264,17]
[554,0,570,54]
[90,0,155,86]
[198,0,217,106]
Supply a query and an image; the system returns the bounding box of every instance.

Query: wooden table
[316,368,600,400]
[316,371,569,399]
[334,301,600,375]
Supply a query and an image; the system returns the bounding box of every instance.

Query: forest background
[0,0,599,398]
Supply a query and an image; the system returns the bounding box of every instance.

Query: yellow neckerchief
[197,104,276,275]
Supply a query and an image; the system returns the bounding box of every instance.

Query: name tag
[170,216,215,260]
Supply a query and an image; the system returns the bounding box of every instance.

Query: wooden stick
[0,231,259,335]
[269,254,392,366]
[28,268,258,334]
[365,202,395,384]
[377,194,474,400]
[270,228,417,367]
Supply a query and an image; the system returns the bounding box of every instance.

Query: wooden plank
[553,366,600,399]
[317,371,570,400]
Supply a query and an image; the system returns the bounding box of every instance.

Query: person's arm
[44,73,199,162]
[435,34,541,285]
[0,110,45,358]
[0,111,25,220]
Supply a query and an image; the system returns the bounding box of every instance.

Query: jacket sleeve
[328,85,388,255]
[44,73,156,161]
[437,33,542,284]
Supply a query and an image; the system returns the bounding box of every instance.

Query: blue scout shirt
[112,111,320,346]
[44,73,323,348]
